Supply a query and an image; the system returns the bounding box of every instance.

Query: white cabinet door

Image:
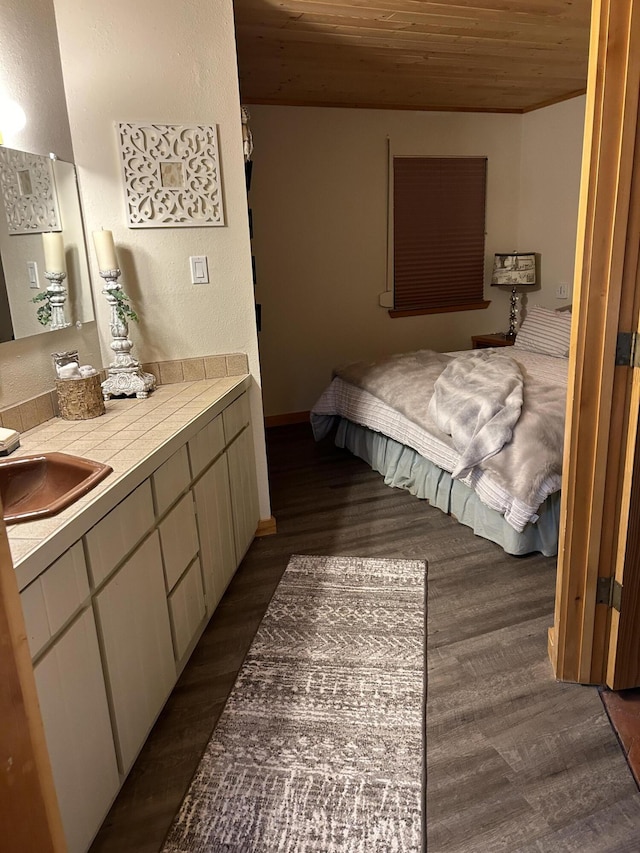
[34,608,120,853]
[227,427,260,562]
[193,453,236,613]
[168,557,206,664]
[94,531,176,773]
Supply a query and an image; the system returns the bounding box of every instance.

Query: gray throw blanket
[335,349,566,515]
[428,351,523,479]
[335,349,453,430]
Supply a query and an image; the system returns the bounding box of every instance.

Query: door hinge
[616,332,640,367]
[596,575,623,611]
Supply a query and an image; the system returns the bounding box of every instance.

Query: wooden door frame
[0,506,66,851]
[551,0,640,685]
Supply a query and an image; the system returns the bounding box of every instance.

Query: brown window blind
[393,157,487,313]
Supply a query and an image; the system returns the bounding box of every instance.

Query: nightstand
[471,333,515,349]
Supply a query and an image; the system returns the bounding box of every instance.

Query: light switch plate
[189,255,209,285]
[27,261,40,289]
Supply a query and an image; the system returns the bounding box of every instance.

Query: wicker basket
[55,375,105,420]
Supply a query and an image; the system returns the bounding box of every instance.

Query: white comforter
[311,348,568,532]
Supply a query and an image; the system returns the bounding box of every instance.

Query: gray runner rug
[162,554,427,853]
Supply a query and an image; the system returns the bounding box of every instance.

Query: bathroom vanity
[8,376,260,853]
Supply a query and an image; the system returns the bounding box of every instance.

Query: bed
[310,306,572,557]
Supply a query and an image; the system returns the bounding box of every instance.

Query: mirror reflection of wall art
[0,148,61,234]
[117,123,225,228]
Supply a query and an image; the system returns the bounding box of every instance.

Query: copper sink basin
[0,452,112,524]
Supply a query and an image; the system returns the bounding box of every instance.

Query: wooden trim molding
[521,89,588,113]
[264,411,310,428]
[552,0,640,684]
[255,516,277,537]
[243,95,588,117]
[0,509,66,850]
[389,301,490,318]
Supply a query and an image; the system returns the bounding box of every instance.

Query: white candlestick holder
[99,268,155,400]
[44,271,71,331]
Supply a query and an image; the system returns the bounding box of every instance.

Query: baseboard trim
[264,411,310,428]
[255,516,277,537]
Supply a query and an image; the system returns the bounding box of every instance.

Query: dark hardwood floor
[91,424,640,853]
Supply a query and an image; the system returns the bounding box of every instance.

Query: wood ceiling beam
[237,21,587,51]
[237,6,587,36]
[238,0,588,25]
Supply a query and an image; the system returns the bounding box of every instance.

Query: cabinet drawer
[158,492,199,592]
[188,414,225,478]
[168,557,206,663]
[222,392,250,443]
[21,542,89,659]
[152,445,191,517]
[85,480,155,588]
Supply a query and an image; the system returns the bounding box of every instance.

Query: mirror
[0,147,95,342]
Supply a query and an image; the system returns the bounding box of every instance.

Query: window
[391,156,489,317]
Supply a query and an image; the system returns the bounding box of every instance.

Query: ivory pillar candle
[92,229,118,271]
[42,232,66,273]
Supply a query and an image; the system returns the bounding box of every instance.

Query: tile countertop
[7,375,251,592]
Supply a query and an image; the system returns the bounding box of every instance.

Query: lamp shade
[491,253,536,287]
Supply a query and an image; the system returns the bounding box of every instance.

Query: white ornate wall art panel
[0,148,61,234]
[117,123,225,228]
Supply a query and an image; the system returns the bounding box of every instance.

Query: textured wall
[53,0,270,518]
[519,97,586,310]
[249,106,524,416]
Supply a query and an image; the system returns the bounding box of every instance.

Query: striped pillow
[514,305,572,357]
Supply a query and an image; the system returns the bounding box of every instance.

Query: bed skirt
[330,417,560,557]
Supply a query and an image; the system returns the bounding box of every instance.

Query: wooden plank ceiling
[233,0,592,113]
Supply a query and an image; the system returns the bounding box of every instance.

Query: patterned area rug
[162,554,427,853]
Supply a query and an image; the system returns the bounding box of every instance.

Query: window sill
[388,300,491,318]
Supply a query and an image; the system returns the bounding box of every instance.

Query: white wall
[0,0,102,409]
[53,0,270,519]
[519,96,586,310]
[249,100,585,417]
[250,106,524,417]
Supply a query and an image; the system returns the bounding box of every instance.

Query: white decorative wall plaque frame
[0,148,61,235]
[117,123,225,228]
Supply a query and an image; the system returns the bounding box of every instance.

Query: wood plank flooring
[90,424,640,853]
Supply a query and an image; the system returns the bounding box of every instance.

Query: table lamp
[490,252,536,339]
